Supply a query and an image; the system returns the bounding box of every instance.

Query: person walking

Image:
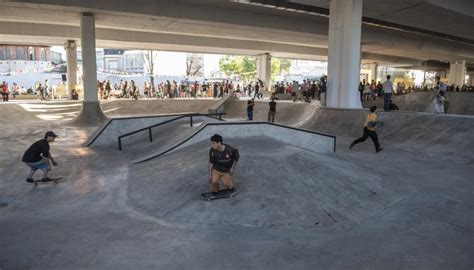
[383,75,394,111]
[433,75,447,114]
[247,98,255,120]
[22,131,59,182]
[208,134,239,195]
[349,106,383,153]
[268,97,276,123]
[320,76,327,107]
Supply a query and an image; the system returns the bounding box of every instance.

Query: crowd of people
[271,77,327,104]
[95,79,267,100]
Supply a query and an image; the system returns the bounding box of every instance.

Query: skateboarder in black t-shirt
[22,131,58,182]
[208,134,239,195]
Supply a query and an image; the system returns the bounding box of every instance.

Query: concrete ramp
[0,102,81,125]
[102,99,218,116]
[132,122,336,163]
[222,100,317,126]
[302,108,474,159]
[128,138,403,229]
[363,92,474,115]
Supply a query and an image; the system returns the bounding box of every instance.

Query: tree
[218,55,292,82]
[218,55,257,81]
[143,50,157,94]
[186,53,204,77]
[271,58,292,80]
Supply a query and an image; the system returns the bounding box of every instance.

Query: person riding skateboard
[22,131,58,182]
[349,106,383,153]
[208,134,239,195]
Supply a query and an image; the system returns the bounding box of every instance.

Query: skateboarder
[22,131,58,182]
[349,106,383,153]
[208,134,239,195]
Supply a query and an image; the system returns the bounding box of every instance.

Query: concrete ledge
[133,122,336,164]
[86,113,223,147]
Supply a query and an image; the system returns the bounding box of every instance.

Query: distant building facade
[0,45,53,73]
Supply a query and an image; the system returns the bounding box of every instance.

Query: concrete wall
[134,122,336,163]
[363,92,474,115]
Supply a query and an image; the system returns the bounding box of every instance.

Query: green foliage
[271,58,292,80]
[218,56,292,81]
[218,55,257,81]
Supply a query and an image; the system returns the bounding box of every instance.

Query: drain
[0,203,8,208]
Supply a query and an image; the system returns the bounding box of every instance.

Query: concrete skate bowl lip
[85,112,225,147]
[131,121,337,164]
[127,137,403,230]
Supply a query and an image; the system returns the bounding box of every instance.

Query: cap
[45,131,58,138]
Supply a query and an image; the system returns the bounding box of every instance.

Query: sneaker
[349,141,355,150]
[376,147,383,153]
[26,178,34,183]
[41,177,52,182]
[227,187,235,193]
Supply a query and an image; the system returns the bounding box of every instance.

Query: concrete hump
[128,138,404,230]
[132,121,336,164]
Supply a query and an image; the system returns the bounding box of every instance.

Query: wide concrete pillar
[73,13,106,126]
[327,0,363,108]
[65,40,77,98]
[257,53,271,91]
[448,60,466,87]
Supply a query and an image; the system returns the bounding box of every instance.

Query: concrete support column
[257,53,271,91]
[72,13,106,126]
[65,40,77,98]
[448,60,466,87]
[368,63,378,83]
[81,13,98,102]
[327,0,363,108]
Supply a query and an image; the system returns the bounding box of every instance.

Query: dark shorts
[24,160,48,171]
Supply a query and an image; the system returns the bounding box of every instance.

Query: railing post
[149,128,153,142]
[118,138,122,151]
[190,115,193,127]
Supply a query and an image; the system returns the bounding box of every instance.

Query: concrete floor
[0,101,473,269]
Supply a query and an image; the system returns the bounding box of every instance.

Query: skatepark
[0,97,473,269]
[2,0,474,268]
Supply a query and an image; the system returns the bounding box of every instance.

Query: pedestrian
[268,97,276,123]
[22,131,58,183]
[320,76,327,107]
[208,134,239,195]
[349,106,383,153]
[433,75,447,114]
[247,98,255,120]
[383,75,393,111]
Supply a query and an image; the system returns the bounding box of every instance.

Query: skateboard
[31,178,64,186]
[201,189,237,201]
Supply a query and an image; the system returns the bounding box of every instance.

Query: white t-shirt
[383,80,393,94]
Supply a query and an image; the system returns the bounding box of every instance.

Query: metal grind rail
[118,113,225,151]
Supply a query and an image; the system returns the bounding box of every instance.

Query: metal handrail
[118,113,225,151]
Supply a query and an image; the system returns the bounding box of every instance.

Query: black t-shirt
[269,101,276,112]
[209,144,239,173]
[22,139,50,163]
[247,100,255,111]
